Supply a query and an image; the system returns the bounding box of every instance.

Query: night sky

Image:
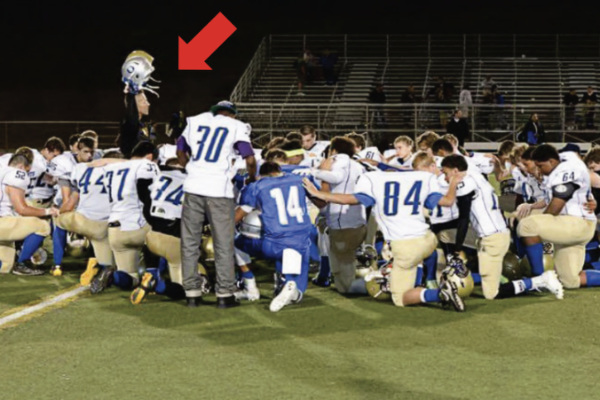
[0,1,592,122]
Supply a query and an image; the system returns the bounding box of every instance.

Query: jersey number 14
[270,186,305,226]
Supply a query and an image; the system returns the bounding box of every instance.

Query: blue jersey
[240,173,313,240]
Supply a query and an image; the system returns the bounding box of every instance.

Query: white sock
[512,280,527,295]
[419,289,427,303]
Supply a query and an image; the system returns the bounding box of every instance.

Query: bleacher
[231,34,600,147]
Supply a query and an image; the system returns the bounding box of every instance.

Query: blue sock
[375,240,384,256]
[112,271,134,290]
[157,258,168,274]
[585,270,600,287]
[591,261,600,270]
[525,243,545,276]
[513,229,526,258]
[522,277,533,291]
[422,289,440,303]
[423,251,437,281]
[52,227,67,265]
[242,270,255,279]
[18,234,46,262]
[415,265,424,286]
[471,272,482,285]
[317,256,330,280]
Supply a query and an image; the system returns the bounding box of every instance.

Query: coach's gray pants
[181,193,236,298]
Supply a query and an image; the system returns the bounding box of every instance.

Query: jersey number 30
[193,126,229,163]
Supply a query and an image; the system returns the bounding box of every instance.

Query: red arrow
[178,12,237,70]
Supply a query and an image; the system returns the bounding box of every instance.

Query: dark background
[0,1,592,124]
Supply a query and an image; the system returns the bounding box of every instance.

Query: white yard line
[0,285,87,329]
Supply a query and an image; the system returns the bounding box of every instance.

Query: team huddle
[2,100,600,313]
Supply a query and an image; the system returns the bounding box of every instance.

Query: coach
[177,101,257,308]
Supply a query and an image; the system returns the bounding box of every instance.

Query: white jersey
[357,147,382,163]
[181,112,252,199]
[0,154,11,169]
[71,164,110,221]
[511,167,526,195]
[301,140,329,168]
[354,170,441,241]
[430,173,459,224]
[0,166,30,217]
[383,149,396,159]
[457,172,508,237]
[468,152,495,175]
[150,168,186,221]
[29,150,55,200]
[104,159,159,231]
[47,152,78,181]
[312,153,366,230]
[158,144,177,165]
[524,174,548,204]
[389,153,416,170]
[546,158,596,221]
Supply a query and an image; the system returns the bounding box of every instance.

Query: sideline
[0,285,88,330]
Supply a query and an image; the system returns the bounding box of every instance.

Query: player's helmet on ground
[121,50,160,96]
[355,244,378,278]
[440,265,474,299]
[240,210,262,239]
[502,251,523,281]
[364,264,392,301]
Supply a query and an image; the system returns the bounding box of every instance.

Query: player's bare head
[264,149,287,164]
[442,134,459,149]
[285,131,303,143]
[431,139,454,157]
[81,130,99,147]
[441,154,468,182]
[299,125,316,150]
[346,132,366,152]
[280,139,304,165]
[330,136,355,157]
[69,134,82,151]
[531,144,560,176]
[412,151,437,173]
[14,146,34,165]
[498,140,516,160]
[266,137,285,149]
[103,150,125,159]
[584,147,600,172]
[393,136,414,159]
[75,137,96,163]
[9,153,32,171]
[259,161,282,177]
[131,140,158,161]
[416,131,440,155]
[520,146,538,174]
[509,144,528,166]
[42,136,66,161]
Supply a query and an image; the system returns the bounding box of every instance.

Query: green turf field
[2,260,600,400]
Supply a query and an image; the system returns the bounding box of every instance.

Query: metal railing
[236,102,600,147]
[230,37,269,103]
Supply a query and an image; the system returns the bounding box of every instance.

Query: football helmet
[201,235,215,262]
[240,210,262,239]
[30,247,48,266]
[66,233,89,258]
[121,50,160,96]
[355,244,378,278]
[440,265,474,298]
[502,251,522,281]
[364,263,392,301]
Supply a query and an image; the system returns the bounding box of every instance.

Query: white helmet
[240,210,262,239]
[121,50,160,96]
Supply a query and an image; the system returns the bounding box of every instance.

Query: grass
[2,259,600,400]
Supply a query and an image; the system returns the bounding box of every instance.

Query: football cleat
[80,258,99,286]
[90,267,114,294]
[130,272,157,305]
[199,274,211,295]
[12,263,45,276]
[439,280,465,312]
[270,281,301,312]
[216,295,240,309]
[538,270,564,300]
[311,276,331,288]
[50,265,63,277]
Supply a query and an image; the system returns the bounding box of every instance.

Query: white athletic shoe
[269,281,300,312]
[538,270,564,300]
[244,278,260,301]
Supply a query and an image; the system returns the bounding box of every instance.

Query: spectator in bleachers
[481,75,497,92]
[401,84,419,128]
[319,49,338,86]
[582,86,597,129]
[517,113,546,145]
[428,76,454,129]
[459,85,473,118]
[446,109,470,147]
[369,83,387,128]
[294,50,313,96]
[563,88,579,130]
